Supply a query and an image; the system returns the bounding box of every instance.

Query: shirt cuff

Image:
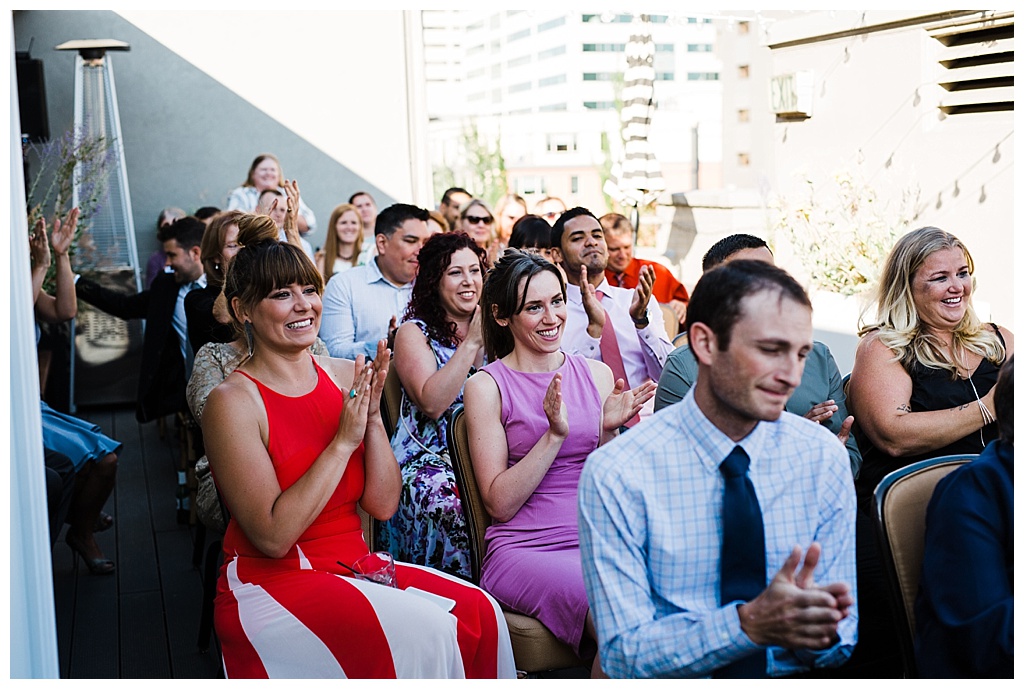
[710,602,761,665]
[579,334,600,358]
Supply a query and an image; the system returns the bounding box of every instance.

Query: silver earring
[244,321,255,357]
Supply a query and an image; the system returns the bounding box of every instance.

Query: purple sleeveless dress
[478,353,602,655]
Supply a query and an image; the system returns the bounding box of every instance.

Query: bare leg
[585,611,607,679]
[65,453,118,564]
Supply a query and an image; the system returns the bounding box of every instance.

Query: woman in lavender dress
[463,251,655,676]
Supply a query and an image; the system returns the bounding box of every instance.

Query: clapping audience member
[377,232,488,578]
[76,216,207,423]
[578,259,857,678]
[32,209,120,573]
[915,355,1013,678]
[225,152,316,233]
[257,187,315,260]
[320,203,432,361]
[187,214,328,532]
[552,207,672,425]
[464,251,654,676]
[145,206,186,287]
[316,203,366,282]
[201,224,515,678]
[600,212,689,324]
[846,226,1013,676]
[654,234,861,477]
[493,192,527,254]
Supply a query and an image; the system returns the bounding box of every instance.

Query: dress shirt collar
[178,272,207,292]
[566,276,613,304]
[677,389,772,475]
[366,256,411,289]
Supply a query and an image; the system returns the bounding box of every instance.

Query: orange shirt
[605,258,689,304]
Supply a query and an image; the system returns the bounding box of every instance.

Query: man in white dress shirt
[550,207,672,422]
[320,203,432,361]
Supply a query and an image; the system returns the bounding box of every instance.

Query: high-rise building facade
[423,10,725,213]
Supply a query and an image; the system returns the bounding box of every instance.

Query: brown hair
[223,214,324,329]
[242,153,283,188]
[322,204,365,276]
[481,249,565,360]
[199,210,246,289]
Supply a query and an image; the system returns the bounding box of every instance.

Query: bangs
[257,244,324,296]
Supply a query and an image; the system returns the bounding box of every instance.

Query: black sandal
[66,533,115,575]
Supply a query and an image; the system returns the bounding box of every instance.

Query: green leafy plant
[26,125,117,289]
[767,168,920,296]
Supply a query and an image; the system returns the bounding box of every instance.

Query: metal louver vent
[927,12,1014,115]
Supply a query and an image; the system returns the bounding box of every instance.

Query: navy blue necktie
[715,445,767,678]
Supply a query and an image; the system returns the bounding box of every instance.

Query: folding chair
[871,454,974,677]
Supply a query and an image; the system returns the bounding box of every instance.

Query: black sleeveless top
[856,325,1005,496]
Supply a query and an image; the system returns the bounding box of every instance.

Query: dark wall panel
[14,10,393,260]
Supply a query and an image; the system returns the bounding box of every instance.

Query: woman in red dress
[202,219,514,678]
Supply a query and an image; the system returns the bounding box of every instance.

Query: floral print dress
[377,320,475,579]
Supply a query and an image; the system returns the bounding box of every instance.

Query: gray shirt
[653,340,862,477]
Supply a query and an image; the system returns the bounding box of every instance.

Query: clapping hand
[29,217,51,269]
[602,379,657,431]
[804,400,839,424]
[337,354,373,448]
[738,543,852,650]
[282,179,301,231]
[629,264,655,322]
[465,305,485,350]
[365,339,391,421]
[543,373,569,439]
[51,207,78,257]
[578,264,606,339]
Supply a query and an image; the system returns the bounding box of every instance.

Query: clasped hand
[737,543,852,651]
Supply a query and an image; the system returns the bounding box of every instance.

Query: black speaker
[16,54,50,143]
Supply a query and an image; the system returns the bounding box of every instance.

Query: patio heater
[55,39,143,412]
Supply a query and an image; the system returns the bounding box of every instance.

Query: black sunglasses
[465,215,494,225]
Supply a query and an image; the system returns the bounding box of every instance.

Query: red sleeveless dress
[213,358,514,678]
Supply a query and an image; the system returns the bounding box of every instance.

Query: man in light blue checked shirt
[579,259,857,678]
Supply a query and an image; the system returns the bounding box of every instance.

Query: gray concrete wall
[14,10,394,262]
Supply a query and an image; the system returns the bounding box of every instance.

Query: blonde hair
[322,203,364,276]
[458,198,495,247]
[859,226,1004,376]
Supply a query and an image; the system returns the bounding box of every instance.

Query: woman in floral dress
[377,232,488,578]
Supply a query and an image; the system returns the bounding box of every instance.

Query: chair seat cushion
[503,610,581,672]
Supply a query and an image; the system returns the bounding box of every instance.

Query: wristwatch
[632,315,649,328]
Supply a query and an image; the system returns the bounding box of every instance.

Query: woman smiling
[377,232,488,578]
[463,250,655,676]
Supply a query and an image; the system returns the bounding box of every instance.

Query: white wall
[764,12,1015,332]
[117,10,418,204]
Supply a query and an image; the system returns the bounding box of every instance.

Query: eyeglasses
[464,215,494,225]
